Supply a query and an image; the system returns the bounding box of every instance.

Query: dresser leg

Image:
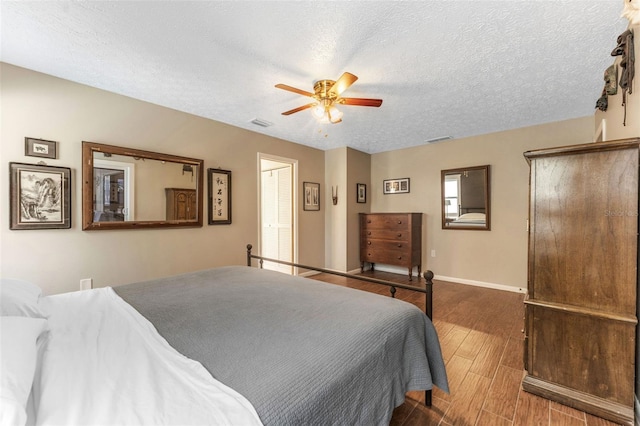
[360,262,364,273]
[408,268,413,281]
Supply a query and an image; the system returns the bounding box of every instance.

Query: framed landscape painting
[10,162,71,230]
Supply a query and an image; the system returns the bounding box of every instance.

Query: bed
[1,252,448,426]
[450,212,486,226]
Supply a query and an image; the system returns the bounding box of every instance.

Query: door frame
[257,153,298,272]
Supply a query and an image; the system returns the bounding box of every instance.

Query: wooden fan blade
[328,72,358,96]
[281,103,316,115]
[340,97,383,107]
[275,84,314,98]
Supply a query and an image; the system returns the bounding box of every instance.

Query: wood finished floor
[308,270,622,426]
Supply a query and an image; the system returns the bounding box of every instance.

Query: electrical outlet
[431,249,436,258]
[80,278,93,291]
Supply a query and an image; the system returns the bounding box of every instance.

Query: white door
[259,156,296,274]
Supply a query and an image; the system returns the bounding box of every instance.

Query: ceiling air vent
[251,118,273,128]
[425,136,452,144]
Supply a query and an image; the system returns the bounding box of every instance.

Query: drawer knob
[397,221,402,224]
[397,233,402,238]
[367,241,371,245]
[397,244,402,248]
[367,220,371,223]
[397,256,403,260]
[368,231,371,235]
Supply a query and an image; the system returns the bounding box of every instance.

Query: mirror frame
[82,141,204,230]
[441,164,491,231]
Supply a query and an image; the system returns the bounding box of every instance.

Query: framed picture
[303,181,320,211]
[383,178,410,194]
[25,137,57,159]
[208,168,232,224]
[357,183,367,203]
[10,162,71,230]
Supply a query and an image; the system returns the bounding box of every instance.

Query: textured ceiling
[0,1,630,154]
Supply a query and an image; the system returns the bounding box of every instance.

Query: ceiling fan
[275,72,383,124]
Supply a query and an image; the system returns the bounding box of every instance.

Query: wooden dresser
[523,138,639,425]
[165,188,197,221]
[359,213,423,280]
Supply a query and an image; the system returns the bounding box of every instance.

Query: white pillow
[0,316,48,426]
[0,279,47,318]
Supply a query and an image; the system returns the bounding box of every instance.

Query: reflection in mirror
[441,165,490,230]
[82,141,203,230]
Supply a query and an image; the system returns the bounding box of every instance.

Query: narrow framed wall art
[303,181,320,211]
[357,183,366,203]
[208,168,232,224]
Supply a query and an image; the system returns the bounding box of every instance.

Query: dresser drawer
[362,229,409,241]
[361,214,411,230]
[361,239,409,252]
[361,248,408,265]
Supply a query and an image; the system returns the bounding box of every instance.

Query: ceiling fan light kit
[275,72,382,124]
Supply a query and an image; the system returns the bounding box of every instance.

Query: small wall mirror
[441,165,490,231]
[82,141,203,230]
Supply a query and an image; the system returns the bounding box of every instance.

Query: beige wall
[1,63,325,295]
[370,117,595,290]
[324,147,371,273]
[324,148,347,271]
[346,148,371,271]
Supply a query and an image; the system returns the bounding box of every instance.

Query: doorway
[259,154,297,274]
[93,159,135,221]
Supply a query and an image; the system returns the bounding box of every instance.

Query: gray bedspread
[114,266,448,426]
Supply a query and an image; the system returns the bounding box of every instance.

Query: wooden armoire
[523,138,639,425]
[165,188,197,221]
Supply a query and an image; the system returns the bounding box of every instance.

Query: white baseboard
[435,274,526,294]
[299,264,526,294]
[369,264,526,294]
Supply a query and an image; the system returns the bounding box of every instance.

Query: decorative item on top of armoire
[610,29,634,125]
[595,65,618,112]
[165,188,197,221]
[9,162,71,230]
[207,168,231,225]
[622,0,640,25]
[359,213,422,281]
[523,138,640,426]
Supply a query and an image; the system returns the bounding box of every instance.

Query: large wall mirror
[82,141,203,230]
[441,165,491,231]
